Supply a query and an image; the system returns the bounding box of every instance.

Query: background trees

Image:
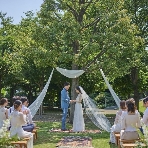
[38,0,145,121]
[111,0,148,109]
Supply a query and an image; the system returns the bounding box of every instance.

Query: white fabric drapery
[100,69,121,109]
[56,67,84,78]
[80,86,111,132]
[29,69,54,117]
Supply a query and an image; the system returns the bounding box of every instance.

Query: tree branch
[83,0,93,12]
[83,48,108,71]
[82,17,100,29]
[66,3,78,21]
[84,60,103,73]
[53,12,62,20]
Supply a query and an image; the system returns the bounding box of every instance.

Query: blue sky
[0,0,43,24]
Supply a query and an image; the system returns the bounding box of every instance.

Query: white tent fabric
[56,67,84,78]
[29,69,54,118]
[100,69,121,109]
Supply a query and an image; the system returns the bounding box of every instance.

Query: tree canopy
[0,0,147,112]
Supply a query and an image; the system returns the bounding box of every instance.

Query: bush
[0,119,18,148]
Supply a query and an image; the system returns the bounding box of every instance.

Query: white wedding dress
[10,110,33,148]
[73,94,85,132]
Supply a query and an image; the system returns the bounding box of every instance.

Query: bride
[72,86,85,132]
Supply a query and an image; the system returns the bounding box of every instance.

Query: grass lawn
[33,121,117,148]
[33,100,145,148]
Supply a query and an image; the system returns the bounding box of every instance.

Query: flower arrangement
[0,119,18,148]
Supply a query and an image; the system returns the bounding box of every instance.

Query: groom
[61,82,71,131]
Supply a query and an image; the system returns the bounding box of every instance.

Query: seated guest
[8,96,20,118]
[0,98,8,128]
[21,97,32,123]
[8,96,34,132]
[25,99,29,107]
[10,100,33,148]
[141,96,148,126]
[109,100,126,144]
[20,96,35,132]
[120,99,141,140]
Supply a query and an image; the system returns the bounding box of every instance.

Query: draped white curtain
[56,67,85,78]
[29,69,54,117]
[80,87,111,132]
[100,69,121,109]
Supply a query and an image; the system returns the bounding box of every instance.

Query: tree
[38,0,143,122]
[111,0,148,109]
[0,12,15,98]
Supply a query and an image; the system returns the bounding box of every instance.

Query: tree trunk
[69,0,85,123]
[10,87,15,106]
[131,67,139,110]
[69,64,79,123]
[0,75,2,99]
[39,80,44,116]
[28,86,33,104]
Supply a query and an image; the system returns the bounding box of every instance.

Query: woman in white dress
[137,96,148,135]
[72,86,85,132]
[8,96,20,118]
[20,96,35,132]
[141,96,148,126]
[0,98,8,128]
[120,99,141,140]
[10,100,33,148]
[109,100,126,144]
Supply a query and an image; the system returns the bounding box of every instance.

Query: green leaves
[0,0,147,107]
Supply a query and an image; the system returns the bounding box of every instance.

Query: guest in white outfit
[120,99,141,140]
[10,100,33,148]
[21,97,33,124]
[72,86,85,132]
[0,98,8,128]
[138,96,148,135]
[8,96,20,118]
[109,100,126,144]
[141,96,148,126]
[20,96,35,131]
[25,100,29,107]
